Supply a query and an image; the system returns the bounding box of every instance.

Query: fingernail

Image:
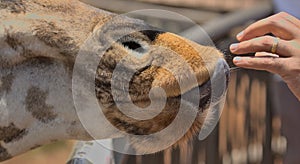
[233,57,242,61]
[230,43,239,51]
[237,31,244,39]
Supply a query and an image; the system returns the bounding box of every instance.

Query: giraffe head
[0,0,230,159]
[73,15,230,153]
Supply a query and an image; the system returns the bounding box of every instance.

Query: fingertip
[229,43,239,52]
[236,31,244,40]
[233,56,242,62]
[233,57,244,67]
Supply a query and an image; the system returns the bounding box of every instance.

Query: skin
[230,12,300,101]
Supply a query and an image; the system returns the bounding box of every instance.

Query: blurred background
[2,0,300,163]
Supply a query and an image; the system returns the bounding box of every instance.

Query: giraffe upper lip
[180,59,230,111]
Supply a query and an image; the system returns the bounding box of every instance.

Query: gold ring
[271,37,279,54]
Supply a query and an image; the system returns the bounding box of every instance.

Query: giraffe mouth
[180,80,212,113]
[102,59,229,140]
[174,58,230,112]
[110,58,230,113]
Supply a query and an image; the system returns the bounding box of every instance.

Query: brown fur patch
[25,86,57,123]
[4,30,38,61]
[0,123,27,143]
[104,98,180,135]
[66,121,92,139]
[0,0,26,13]
[0,144,11,161]
[33,21,78,57]
[90,14,115,32]
[154,33,210,84]
[32,0,74,13]
[5,31,22,51]
[0,74,14,93]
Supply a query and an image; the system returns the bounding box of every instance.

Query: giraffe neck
[0,58,90,159]
[0,0,114,160]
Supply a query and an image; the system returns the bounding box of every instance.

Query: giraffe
[0,0,229,161]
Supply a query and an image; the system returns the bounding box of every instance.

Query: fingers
[237,12,300,41]
[230,12,300,100]
[230,36,293,57]
[232,55,286,74]
[230,12,300,75]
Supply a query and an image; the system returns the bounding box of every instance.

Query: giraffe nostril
[121,41,148,54]
[122,41,141,50]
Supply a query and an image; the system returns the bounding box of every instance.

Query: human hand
[230,12,300,101]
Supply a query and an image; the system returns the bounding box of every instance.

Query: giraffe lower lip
[180,80,211,112]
